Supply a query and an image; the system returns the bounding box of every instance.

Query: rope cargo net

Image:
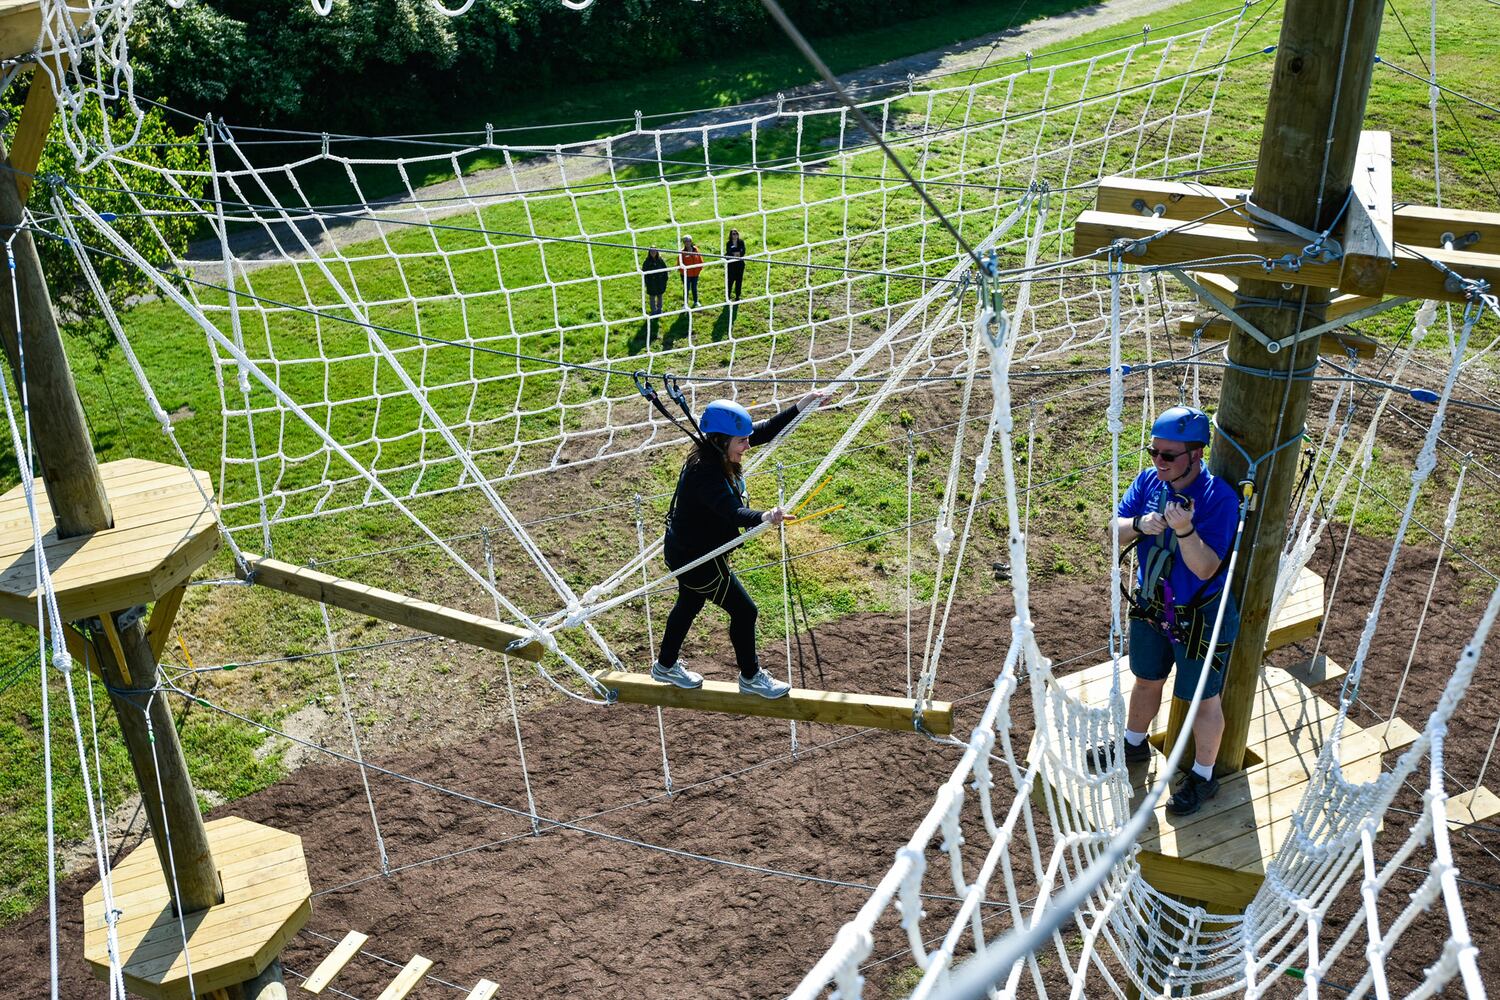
[9,0,1500,997]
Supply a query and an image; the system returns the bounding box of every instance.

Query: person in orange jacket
[678,236,705,307]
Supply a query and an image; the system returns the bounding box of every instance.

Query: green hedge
[130,0,985,134]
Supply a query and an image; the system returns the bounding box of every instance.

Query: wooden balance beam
[595,670,955,735]
[239,554,543,661]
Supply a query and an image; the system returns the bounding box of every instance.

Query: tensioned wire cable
[162,679,1026,910]
[21,158,1264,219]
[36,219,1500,421]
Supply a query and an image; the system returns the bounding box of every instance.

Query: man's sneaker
[1085,737,1152,772]
[1166,770,1220,816]
[739,669,792,700]
[650,660,703,689]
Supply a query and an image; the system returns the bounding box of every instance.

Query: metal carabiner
[632,369,657,401]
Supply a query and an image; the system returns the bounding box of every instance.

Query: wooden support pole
[0,129,112,537]
[0,74,224,922]
[146,584,186,661]
[242,958,288,1000]
[1168,0,1386,774]
[8,57,65,202]
[88,606,224,914]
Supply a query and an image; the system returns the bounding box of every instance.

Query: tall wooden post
[0,126,222,911]
[0,138,112,537]
[1164,0,1385,772]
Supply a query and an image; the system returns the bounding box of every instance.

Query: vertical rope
[634,495,673,796]
[316,594,390,873]
[1384,460,1466,733]
[777,463,798,757]
[484,529,541,832]
[141,696,201,1000]
[906,430,915,699]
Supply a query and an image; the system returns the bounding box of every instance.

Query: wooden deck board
[0,460,220,625]
[1449,786,1500,831]
[241,553,543,662]
[1041,638,1422,910]
[82,817,310,1000]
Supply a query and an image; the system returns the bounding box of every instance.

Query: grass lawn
[1,0,1498,924]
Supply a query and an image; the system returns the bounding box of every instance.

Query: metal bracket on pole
[1166,267,1278,351]
[1270,295,1413,353]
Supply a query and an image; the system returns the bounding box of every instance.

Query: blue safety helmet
[699,399,754,437]
[1151,405,1211,446]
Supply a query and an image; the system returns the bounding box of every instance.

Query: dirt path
[189,0,1193,266]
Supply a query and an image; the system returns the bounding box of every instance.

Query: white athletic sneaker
[650,660,703,689]
[739,669,792,700]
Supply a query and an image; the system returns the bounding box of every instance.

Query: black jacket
[643,254,670,295]
[663,404,799,565]
[725,238,747,272]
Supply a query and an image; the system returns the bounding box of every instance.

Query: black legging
[657,554,760,678]
[726,261,745,300]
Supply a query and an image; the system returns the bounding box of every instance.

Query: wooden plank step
[300,930,367,995]
[1449,786,1500,831]
[596,670,953,735]
[465,980,500,1000]
[376,955,433,1000]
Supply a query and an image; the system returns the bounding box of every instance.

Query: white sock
[1124,729,1148,746]
[1192,760,1215,781]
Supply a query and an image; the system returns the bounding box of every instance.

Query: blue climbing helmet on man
[699,398,754,437]
[1150,404,1212,447]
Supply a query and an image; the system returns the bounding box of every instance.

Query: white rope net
[13,1,1500,997]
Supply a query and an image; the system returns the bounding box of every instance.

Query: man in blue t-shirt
[1097,405,1241,817]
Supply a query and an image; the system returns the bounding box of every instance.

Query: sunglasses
[1145,446,1188,461]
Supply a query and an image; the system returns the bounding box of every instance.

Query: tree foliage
[130,0,955,133]
[3,82,210,357]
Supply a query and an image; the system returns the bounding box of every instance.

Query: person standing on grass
[642,247,669,315]
[724,229,747,302]
[1091,404,1241,818]
[650,388,833,699]
[678,236,704,307]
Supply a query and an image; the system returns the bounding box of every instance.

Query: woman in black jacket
[724,229,747,301]
[652,389,831,698]
[642,248,669,315]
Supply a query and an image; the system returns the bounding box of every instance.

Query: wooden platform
[1266,567,1325,652]
[1046,654,1419,909]
[595,669,954,735]
[0,459,220,624]
[82,816,311,1000]
[1024,568,1430,910]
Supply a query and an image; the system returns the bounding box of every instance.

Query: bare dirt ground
[6,515,1499,998]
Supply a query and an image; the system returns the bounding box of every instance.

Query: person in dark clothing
[652,388,833,698]
[724,229,747,302]
[642,248,669,315]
